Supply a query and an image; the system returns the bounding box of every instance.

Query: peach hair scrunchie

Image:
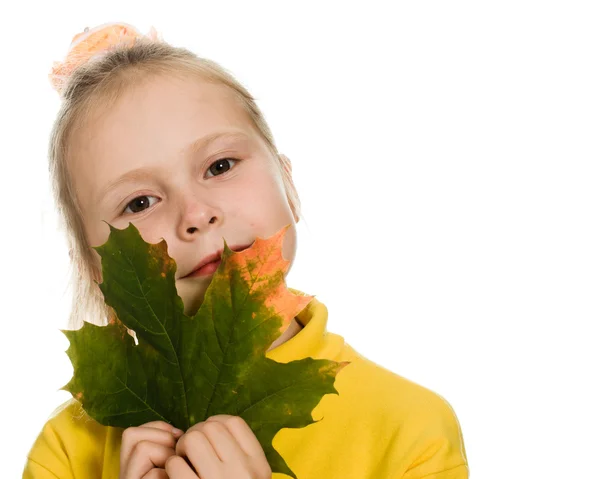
[49,22,163,96]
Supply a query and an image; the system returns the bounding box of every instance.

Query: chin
[182,294,206,317]
[176,280,209,317]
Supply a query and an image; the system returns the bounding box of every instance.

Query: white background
[1,1,599,477]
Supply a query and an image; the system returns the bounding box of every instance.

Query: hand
[119,420,184,479]
[165,415,272,479]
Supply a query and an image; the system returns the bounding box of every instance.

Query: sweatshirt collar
[265,288,332,362]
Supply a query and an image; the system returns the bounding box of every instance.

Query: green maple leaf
[61,222,349,478]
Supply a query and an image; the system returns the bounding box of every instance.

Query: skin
[119,416,271,479]
[69,74,303,477]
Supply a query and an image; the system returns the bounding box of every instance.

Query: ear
[87,248,104,284]
[278,153,300,223]
[280,153,292,174]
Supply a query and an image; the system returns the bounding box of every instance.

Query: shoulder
[25,398,120,478]
[45,398,108,439]
[337,346,469,474]
[339,343,456,419]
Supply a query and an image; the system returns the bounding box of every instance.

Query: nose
[177,189,222,239]
[185,215,217,234]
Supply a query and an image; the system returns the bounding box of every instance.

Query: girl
[24,22,469,479]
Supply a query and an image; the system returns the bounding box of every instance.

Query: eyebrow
[97,130,251,204]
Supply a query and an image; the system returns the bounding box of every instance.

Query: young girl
[24,22,469,479]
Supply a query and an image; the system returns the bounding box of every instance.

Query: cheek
[282,224,297,264]
[233,172,287,215]
[260,172,292,213]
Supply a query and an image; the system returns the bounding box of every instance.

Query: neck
[267,317,303,352]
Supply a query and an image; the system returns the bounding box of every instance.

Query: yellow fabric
[23,294,469,478]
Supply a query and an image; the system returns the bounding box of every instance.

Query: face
[69,74,298,317]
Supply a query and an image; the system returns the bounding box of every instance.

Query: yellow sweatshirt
[23,294,469,478]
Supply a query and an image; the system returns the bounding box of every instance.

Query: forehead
[69,75,258,206]
[76,75,252,161]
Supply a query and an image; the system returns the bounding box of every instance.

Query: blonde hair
[48,37,302,330]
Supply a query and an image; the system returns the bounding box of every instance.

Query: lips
[180,244,253,279]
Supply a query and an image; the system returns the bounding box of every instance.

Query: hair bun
[49,22,161,95]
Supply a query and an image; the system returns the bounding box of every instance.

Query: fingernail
[172,428,183,435]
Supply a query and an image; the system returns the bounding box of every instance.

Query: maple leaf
[61,223,350,478]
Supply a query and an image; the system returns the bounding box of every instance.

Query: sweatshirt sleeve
[404,464,469,478]
[21,399,116,479]
[22,418,74,479]
[397,394,469,479]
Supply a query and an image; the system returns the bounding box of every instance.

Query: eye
[122,195,159,216]
[206,158,239,178]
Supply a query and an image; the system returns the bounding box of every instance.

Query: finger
[165,455,200,479]
[176,430,221,478]
[141,469,168,479]
[121,425,181,467]
[191,421,247,463]
[140,421,184,436]
[122,442,175,478]
[206,415,266,459]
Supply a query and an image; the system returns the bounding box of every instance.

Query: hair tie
[49,22,162,95]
